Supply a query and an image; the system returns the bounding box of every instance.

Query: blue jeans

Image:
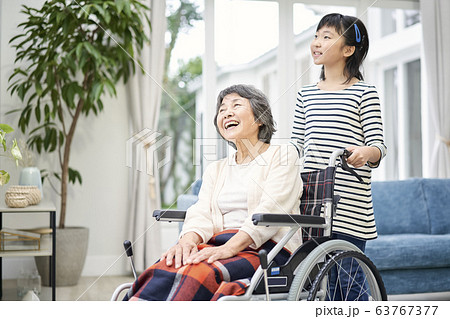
[327,233,368,301]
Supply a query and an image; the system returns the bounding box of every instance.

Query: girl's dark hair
[317,13,369,84]
[214,84,276,149]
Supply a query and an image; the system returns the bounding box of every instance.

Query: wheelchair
[112,148,387,301]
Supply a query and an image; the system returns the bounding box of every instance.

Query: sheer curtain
[126,0,166,271]
[421,0,450,178]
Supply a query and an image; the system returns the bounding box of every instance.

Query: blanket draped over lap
[124,230,290,301]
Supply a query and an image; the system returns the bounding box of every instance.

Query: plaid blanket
[125,230,289,301]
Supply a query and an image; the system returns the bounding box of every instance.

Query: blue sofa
[177,178,450,296]
[365,178,450,295]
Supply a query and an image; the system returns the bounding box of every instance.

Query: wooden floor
[1,275,134,301]
[1,275,450,301]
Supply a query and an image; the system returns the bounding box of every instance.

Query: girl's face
[310,25,350,66]
[216,93,260,145]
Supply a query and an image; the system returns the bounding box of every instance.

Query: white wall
[1,0,130,279]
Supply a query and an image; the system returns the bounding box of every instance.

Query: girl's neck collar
[317,78,361,91]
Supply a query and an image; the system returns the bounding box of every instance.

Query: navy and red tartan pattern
[124,230,290,301]
[300,166,336,241]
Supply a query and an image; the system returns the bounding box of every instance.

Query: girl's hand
[346,146,381,168]
[161,232,201,268]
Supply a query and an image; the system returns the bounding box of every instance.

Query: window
[380,59,422,180]
[381,8,397,36]
[405,59,422,177]
[262,73,271,97]
[404,9,420,28]
[383,67,399,180]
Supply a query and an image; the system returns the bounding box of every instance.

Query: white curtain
[127,0,166,271]
[421,0,450,178]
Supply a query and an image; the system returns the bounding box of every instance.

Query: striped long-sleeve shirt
[291,82,387,240]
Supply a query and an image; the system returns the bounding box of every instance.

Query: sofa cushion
[365,233,450,271]
[191,179,202,196]
[421,179,450,234]
[372,179,430,235]
[379,268,450,295]
[177,194,198,210]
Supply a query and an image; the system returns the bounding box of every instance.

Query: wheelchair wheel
[287,239,362,301]
[307,250,387,301]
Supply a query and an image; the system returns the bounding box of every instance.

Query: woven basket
[5,186,41,208]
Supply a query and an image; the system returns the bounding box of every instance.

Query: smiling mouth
[224,120,239,130]
[313,51,323,57]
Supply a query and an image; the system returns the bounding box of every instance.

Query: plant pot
[19,167,43,199]
[35,227,89,287]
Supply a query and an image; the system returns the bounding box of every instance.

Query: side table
[0,200,56,301]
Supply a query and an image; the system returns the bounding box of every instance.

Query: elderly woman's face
[217,93,260,144]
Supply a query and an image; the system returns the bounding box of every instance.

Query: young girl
[292,13,386,300]
[291,13,386,299]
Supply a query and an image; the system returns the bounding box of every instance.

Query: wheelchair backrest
[299,166,337,242]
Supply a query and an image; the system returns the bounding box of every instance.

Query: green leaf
[83,42,102,61]
[91,82,104,101]
[56,11,67,25]
[0,170,11,186]
[53,172,61,182]
[68,167,82,185]
[76,42,83,61]
[11,138,23,165]
[35,79,43,96]
[59,131,65,146]
[44,104,51,121]
[5,108,22,116]
[0,131,6,151]
[9,33,26,45]
[104,78,116,96]
[46,69,55,89]
[35,105,41,123]
[97,99,104,112]
[123,0,131,17]
[115,0,126,13]
[0,124,14,133]
[8,68,27,83]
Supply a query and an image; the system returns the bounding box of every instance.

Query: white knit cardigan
[179,144,303,253]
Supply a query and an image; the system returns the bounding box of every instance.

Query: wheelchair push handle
[341,149,364,183]
[123,240,134,257]
[329,149,363,183]
[123,240,138,281]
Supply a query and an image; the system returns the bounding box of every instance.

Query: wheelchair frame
[112,148,386,301]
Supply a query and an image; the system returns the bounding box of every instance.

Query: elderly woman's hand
[187,230,254,265]
[161,232,202,268]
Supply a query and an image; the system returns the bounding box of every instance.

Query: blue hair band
[354,24,361,43]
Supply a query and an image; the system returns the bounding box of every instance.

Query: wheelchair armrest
[153,210,186,222]
[252,213,326,227]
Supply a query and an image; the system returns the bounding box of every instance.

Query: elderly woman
[126,84,302,301]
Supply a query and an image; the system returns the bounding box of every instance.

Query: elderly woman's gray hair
[213,84,276,148]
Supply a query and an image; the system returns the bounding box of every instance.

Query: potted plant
[7,0,151,286]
